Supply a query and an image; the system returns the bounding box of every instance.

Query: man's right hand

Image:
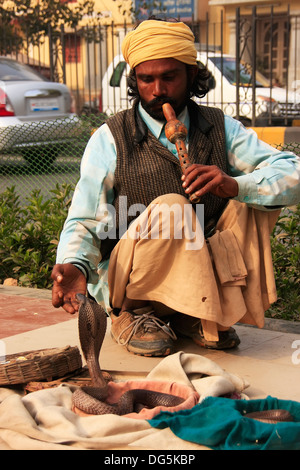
[51,263,87,314]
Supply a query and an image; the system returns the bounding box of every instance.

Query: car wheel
[21,147,58,170]
[236,117,252,127]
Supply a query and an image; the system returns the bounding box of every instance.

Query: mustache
[147,97,177,108]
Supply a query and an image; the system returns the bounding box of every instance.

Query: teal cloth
[148,396,300,450]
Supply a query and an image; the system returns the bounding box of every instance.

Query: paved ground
[1,284,300,403]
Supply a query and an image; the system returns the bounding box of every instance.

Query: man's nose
[153,79,166,97]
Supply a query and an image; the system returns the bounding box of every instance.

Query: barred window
[65,34,81,63]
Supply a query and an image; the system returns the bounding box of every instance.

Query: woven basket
[0,346,82,385]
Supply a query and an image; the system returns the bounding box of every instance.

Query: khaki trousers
[108,194,280,341]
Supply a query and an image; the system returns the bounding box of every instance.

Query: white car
[0,57,81,166]
[101,53,300,126]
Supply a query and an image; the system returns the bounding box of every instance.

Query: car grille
[278,101,300,117]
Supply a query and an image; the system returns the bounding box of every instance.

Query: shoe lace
[116,312,177,346]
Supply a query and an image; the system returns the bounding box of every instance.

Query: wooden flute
[162,102,201,203]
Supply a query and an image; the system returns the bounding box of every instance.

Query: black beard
[140,97,187,121]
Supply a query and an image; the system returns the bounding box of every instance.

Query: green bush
[0,185,299,321]
[0,184,73,288]
[266,204,300,322]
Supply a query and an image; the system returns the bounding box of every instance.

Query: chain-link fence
[0,114,107,203]
[1,116,300,204]
[275,141,300,155]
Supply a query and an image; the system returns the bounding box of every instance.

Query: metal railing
[1,8,299,121]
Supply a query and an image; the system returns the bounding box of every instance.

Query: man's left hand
[182,164,239,199]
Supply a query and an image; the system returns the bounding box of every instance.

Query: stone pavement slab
[0,293,70,339]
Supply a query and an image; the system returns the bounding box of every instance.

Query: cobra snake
[72,294,294,423]
[72,294,184,415]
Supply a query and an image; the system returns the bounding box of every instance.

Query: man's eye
[138,76,153,83]
[163,75,176,82]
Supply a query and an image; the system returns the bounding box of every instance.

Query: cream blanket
[0,351,249,450]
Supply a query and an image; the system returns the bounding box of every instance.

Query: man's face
[135,58,194,120]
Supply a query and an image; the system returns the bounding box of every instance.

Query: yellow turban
[122,20,197,69]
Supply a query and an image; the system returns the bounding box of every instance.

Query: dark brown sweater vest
[102,100,229,258]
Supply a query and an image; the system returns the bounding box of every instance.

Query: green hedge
[0,184,73,288]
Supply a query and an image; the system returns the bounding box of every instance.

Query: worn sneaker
[170,313,240,350]
[110,306,177,357]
